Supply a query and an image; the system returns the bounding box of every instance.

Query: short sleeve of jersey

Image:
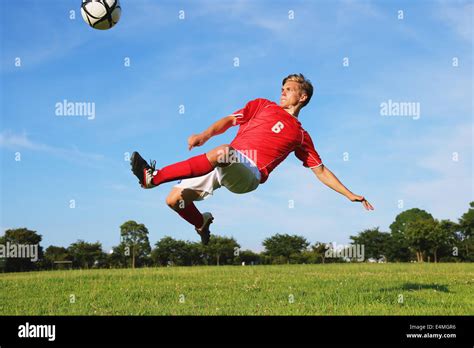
[230,98,266,126]
[294,130,323,168]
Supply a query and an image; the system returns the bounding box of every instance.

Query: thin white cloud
[435,1,473,42]
[192,0,301,37]
[399,123,473,219]
[0,130,104,163]
[337,0,384,25]
[0,8,86,73]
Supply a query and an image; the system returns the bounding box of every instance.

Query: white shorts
[174,150,261,201]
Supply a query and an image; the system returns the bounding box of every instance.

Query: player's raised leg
[165,187,214,245]
[130,144,233,189]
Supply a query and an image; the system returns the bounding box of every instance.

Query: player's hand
[187,133,209,150]
[349,194,374,211]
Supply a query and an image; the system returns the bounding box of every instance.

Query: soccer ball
[81,0,121,30]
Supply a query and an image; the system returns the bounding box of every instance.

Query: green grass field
[0,263,473,315]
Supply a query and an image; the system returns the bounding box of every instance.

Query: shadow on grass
[380,283,450,293]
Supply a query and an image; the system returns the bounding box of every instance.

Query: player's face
[279,81,306,108]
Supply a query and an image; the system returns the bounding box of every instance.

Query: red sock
[152,154,214,186]
[177,202,204,228]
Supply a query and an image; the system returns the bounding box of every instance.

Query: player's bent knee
[165,192,181,210]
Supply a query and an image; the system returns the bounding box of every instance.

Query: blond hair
[282,73,314,107]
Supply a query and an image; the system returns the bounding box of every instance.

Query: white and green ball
[81,0,121,30]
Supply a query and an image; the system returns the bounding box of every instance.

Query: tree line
[0,202,472,272]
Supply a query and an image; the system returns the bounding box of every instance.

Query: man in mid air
[130,74,374,244]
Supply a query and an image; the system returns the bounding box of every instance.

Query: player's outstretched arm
[188,115,236,150]
[312,165,374,211]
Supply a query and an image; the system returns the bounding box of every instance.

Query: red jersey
[230,98,322,183]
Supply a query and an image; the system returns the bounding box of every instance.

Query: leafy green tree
[389,209,434,261]
[0,228,43,272]
[43,246,71,269]
[262,234,309,264]
[458,201,474,260]
[430,220,457,262]
[205,235,240,266]
[259,254,273,265]
[311,242,330,264]
[67,240,106,269]
[288,251,311,264]
[271,255,289,265]
[404,217,457,263]
[459,202,474,237]
[390,208,434,234]
[152,237,189,266]
[405,219,436,262]
[234,249,260,265]
[350,227,391,261]
[120,221,151,268]
[108,243,131,268]
[184,242,206,266]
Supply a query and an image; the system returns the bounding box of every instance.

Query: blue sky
[0,0,472,252]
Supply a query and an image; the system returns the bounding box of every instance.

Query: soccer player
[130,74,374,244]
